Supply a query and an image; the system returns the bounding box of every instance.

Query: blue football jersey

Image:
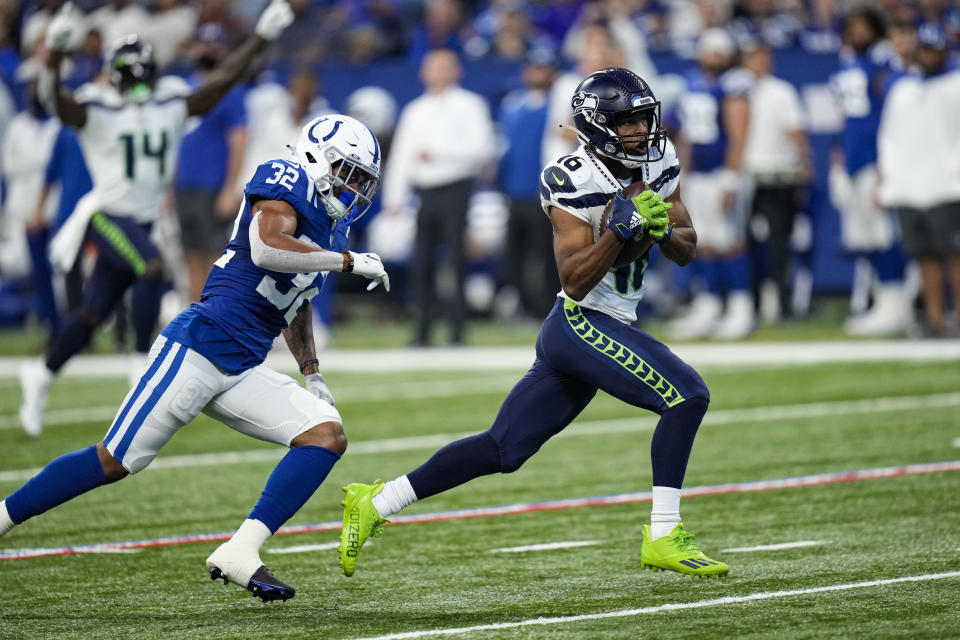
[678,68,752,172]
[162,159,350,374]
[832,43,902,175]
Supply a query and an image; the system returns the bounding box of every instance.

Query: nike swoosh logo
[552,172,565,186]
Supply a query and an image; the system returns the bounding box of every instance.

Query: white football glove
[305,372,335,405]
[349,251,390,292]
[45,2,80,52]
[255,0,294,41]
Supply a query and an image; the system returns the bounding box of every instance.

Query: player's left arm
[658,185,697,266]
[186,0,293,116]
[283,301,336,404]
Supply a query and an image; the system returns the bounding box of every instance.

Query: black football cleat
[209,564,296,603]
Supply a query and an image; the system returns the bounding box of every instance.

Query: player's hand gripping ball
[601,182,673,266]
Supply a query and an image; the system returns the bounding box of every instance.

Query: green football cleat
[338,481,388,577]
[640,523,729,578]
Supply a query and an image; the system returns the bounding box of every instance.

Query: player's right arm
[39,3,87,128]
[249,198,390,291]
[549,207,622,301]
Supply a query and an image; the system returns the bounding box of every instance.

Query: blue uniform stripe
[104,339,174,445]
[113,344,187,462]
[556,192,611,210]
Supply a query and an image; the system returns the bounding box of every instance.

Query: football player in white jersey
[1,114,391,601]
[18,0,294,437]
[338,68,729,578]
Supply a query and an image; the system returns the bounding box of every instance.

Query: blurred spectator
[542,23,624,165]
[878,24,960,337]
[889,17,918,70]
[241,67,330,181]
[742,40,811,322]
[279,0,345,66]
[730,0,805,50]
[0,2,19,91]
[828,6,908,336]
[496,48,557,320]
[668,0,733,58]
[62,28,103,89]
[146,0,198,69]
[87,0,150,55]
[0,80,59,336]
[670,27,754,340]
[408,0,467,63]
[21,0,68,56]
[174,22,248,302]
[382,49,495,346]
[196,0,247,43]
[563,0,658,83]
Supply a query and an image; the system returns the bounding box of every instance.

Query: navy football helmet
[106,35,157,102]
[571,68,666,167]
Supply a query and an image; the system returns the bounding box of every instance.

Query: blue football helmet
[571,67,666,167]
[106,35,157,103]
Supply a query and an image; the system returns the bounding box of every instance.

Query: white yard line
[2,391,959,484]
[722,541,822,553]
[266,542,340,554]
[1,340,958,380]
[343,571,960,640]
[952,438,960,448]
[490,541,599,553]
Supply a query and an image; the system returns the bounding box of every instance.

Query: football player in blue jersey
[339,68,729,579]
[829,6,908,336]
[670,28,755,340]
[0,115,390,602]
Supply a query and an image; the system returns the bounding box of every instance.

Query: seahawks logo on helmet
[572,92,599,118]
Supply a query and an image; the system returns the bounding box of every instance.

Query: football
[599,181,656,267]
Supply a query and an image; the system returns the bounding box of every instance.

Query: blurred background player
[496,47,558,321]
[878,23,960,337]
[174,21,249,303]
[339,68,728,580]
[741,39,811,323]
[17,0,294,437]
[0,114,390,602]
[671,27,754,340]
[829,6,908,337]
[381,48,495,347]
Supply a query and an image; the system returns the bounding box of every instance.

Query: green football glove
[629,190,672,241]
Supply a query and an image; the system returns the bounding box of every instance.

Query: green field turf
[1,360,959,639]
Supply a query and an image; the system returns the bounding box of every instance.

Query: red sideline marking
[3,460,958,561]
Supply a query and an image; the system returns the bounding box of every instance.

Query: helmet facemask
[585,101,666,168]
[321,149,380,222]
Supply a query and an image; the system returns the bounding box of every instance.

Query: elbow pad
[248,213,345,273]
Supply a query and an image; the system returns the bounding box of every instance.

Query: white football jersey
[75,76,190,223]
[539,141,681,324]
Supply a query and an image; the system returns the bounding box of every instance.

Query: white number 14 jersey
[539,142,680,324]
[74,77,190,223]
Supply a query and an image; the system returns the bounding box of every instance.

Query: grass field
[1,357,959,639]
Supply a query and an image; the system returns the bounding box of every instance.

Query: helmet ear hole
[305,152,318,164]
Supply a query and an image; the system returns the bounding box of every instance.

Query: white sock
[0,499,15,538]
[372,475,418,518]
[650,486,681,539]
[230,518,272,553]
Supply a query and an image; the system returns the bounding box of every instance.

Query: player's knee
[500,453,529,474]
[291,421,347,455]
[687,372,710,405]
[96,441,128,483]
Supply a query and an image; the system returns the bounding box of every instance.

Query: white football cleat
[19,359,52,438]
[206,541,296,602]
